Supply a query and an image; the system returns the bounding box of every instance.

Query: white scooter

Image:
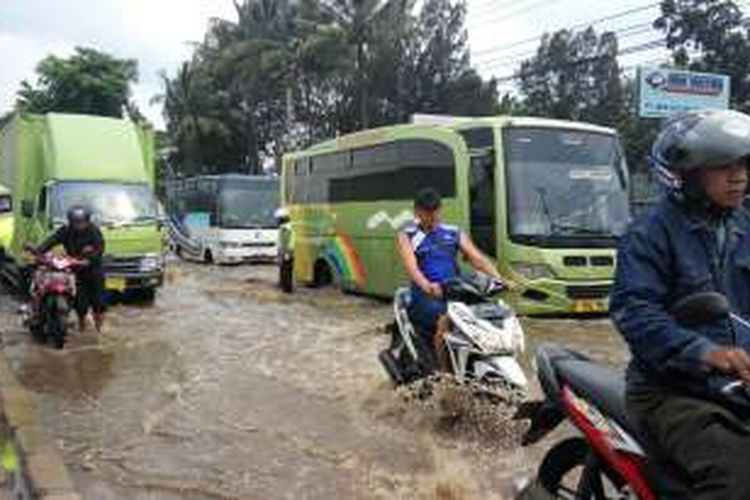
[379,273,528,399]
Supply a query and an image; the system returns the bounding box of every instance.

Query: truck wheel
[204,249,214,264]
[280,258,294,293]
[140,288,156,303]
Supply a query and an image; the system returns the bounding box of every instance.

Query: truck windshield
[218,179,279,229]
[503,127,629,246]
[50,182,157,226]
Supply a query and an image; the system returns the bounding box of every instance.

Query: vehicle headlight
[220,241,242,249]
[510,262,555,280]
[139,255,162,272]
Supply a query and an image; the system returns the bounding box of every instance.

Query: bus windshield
[50,181,157,226]
[503,128,629,245]
[218,179,279,229]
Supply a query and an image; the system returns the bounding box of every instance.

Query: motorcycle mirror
[671,292,730,327]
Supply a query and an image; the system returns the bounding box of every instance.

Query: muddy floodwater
[0,262,627,499]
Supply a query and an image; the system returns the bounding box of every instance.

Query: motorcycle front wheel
[45,295,69,350]
[537,437,628,500]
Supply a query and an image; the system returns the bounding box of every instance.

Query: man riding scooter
[611,110,750,497]
[397,188,501,371]
[35,205,106,332]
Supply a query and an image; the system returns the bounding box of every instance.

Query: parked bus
[166,174,279,264]
[280,116,630,315]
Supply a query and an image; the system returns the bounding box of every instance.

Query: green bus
[280,116,630,315]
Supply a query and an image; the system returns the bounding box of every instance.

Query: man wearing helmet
[612,110,750,495]
[36,205,106,332]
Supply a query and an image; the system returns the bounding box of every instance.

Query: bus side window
[0,195,11,214]
[469,155,496,257]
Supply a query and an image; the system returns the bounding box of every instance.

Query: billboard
[637,67,730,118]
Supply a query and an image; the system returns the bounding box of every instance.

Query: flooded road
[0,262,627,499]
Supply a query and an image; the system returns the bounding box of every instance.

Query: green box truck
[0,112,165,297]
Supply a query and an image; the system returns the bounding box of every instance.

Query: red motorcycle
[520,292,749,499]
[24,250,85,349]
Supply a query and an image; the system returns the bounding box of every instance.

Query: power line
[468,0,535,17]
[467,0,560,27]
[475,21,655,68]
[491,38,667,82]
[471,1,660,57]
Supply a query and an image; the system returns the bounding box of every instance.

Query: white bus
[166,174,279,264]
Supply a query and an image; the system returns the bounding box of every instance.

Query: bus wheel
[313,260,333,288]
[280,258,294,293]
[204,249,214,264]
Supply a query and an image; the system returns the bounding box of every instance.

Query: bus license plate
[573,299,603,313]
[106,277,127,292]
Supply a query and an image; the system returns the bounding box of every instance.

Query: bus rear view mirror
[21,200,34,219]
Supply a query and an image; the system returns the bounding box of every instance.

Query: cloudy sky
[0,0,669,129]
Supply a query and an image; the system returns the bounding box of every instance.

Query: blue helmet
[650,109,750,191]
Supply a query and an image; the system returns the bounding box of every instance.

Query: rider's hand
[702,348,750,385]
[424,282,443,299]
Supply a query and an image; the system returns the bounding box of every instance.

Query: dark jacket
[611,194,750,396]
[38,225,105,271]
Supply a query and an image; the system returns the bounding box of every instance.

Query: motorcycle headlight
[139,255,162,273]
[510,262,555,280]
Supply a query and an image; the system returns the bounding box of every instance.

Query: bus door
[468,151,497,259]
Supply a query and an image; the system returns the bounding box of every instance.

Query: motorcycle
[520,292,750,499]
[22,250,85,349]
[378,272,528,400]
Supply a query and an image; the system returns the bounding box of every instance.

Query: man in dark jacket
[37,205,106,332]
[611,110,750,497]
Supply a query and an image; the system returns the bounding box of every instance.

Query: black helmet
[651,110,750,188]
[67,205,92,227]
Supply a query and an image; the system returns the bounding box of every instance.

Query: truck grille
[566,285,612,300]
[103,256,142,275]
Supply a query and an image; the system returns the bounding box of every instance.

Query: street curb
[0,353,81,499]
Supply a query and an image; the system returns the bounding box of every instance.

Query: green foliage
[519,27,626,127]
[17,47,138,118]
[162,0,498,174]
[655,0,750,111]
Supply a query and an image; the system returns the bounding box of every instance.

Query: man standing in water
[37,205,106,332]
[397,188,501,371]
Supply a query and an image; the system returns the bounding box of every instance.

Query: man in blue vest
[397,187,500,371]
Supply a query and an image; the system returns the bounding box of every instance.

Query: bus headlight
[140,255,162,273]
[511,262,555,280]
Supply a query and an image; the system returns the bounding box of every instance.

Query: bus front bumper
[508,278,612,316]
[217,245,278,264]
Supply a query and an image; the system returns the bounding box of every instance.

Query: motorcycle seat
[554,358,634,435]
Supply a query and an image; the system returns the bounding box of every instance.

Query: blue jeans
[408,291,447,335]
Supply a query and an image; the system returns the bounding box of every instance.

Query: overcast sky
[0,0,669,130]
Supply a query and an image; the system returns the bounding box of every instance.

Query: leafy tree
[17,47,138,118]
[162,0,499,173]
[158,62,233,174]
[518,27,626,127]
[655,0,750,110]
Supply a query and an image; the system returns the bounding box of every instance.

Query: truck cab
[1,113,165,297]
